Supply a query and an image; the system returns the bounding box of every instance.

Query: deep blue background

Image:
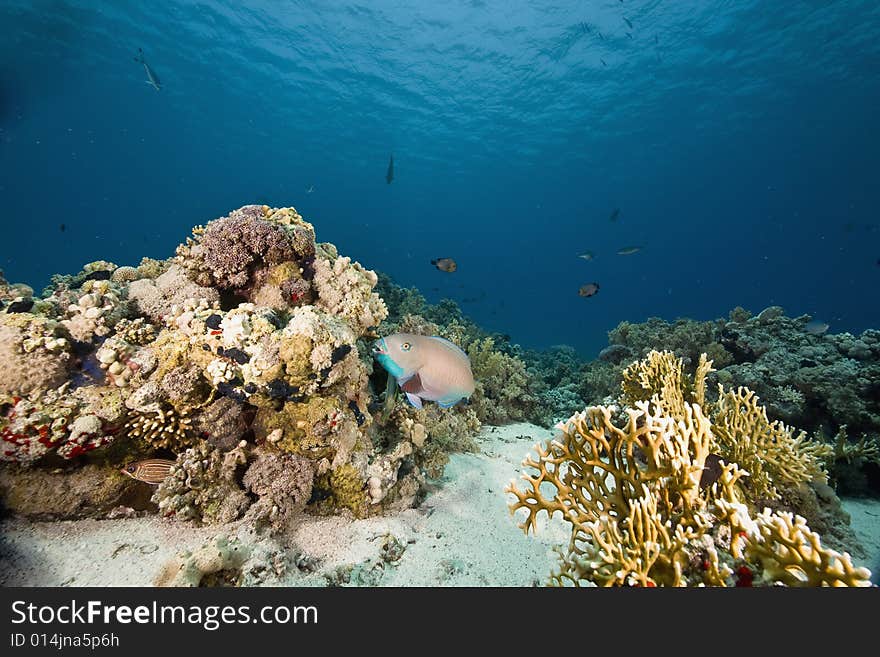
[1,0,878,355]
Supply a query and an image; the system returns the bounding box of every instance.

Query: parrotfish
[134,48,161,91]
[372,333,475,409]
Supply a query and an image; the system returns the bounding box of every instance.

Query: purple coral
[195,206,296,289]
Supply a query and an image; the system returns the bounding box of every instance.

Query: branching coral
[720,504,871,586]
[620,349,713,415]
[621,351,830,504]
[122,402,199,452]
[712,386,830,500]
[508,401,871,587]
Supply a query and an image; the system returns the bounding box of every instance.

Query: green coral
[311,463,370,518]
[467,337,535,424]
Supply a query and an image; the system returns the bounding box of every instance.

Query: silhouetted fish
[59,223,66,232]
[579,282,600,298]
[431,257,457,272]
[616,246,641,255]
[623,17,633,29]
[601,58,607,67]
[609,208,620,221]
[578,251,595,261]
[805,320,829,336]
[134,48,161,91]
[386,154,394,184]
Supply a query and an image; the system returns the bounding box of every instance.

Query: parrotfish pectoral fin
[405,392,423,409]
[400,373,423,394]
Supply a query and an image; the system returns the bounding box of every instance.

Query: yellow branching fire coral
[621,349,713,416]
[508,401,735,586]
[508,350,873,587]
[622,350,830,503]
[712,386,830,500]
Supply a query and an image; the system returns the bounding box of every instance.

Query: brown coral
[242,448,315,532]
[175,205,300,290]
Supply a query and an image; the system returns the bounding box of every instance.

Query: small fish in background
[431,257,457,272]
[386,154,394,184]
[134,48,161,91]
[609,207,620,221]
[626,32,633,39]
[120,458,176,484]
[804,319,830,336]
[623,17,633,29]
[372,333,475,409]
[597,31,604,41]
[578,251,595,261]
[59,223,66,232]
[617,245,642,255]
[579,282,600,297]
[600,58,607,67]
[306,185,315,194]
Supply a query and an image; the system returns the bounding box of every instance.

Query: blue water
[1,0,878,356]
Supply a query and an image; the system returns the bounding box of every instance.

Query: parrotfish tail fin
[405,392,423,409]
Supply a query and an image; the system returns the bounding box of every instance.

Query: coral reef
[0,314,72,395]
[466,337,536,424]
[242,448,314,532]
[0,203,449,528]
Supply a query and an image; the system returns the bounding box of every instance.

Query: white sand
[0,423,568,587]
[1,422,877,587]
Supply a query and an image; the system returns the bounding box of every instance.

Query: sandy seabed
[1,423,878,587]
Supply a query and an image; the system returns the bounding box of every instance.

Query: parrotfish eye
[400,342,411,351]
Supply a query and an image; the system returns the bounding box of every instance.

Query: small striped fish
[121,458,175,485]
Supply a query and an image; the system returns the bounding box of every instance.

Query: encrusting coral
[507,351,872,587]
